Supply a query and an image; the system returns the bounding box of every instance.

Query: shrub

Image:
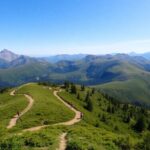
[66,142,82,150]
[114,136,131,150]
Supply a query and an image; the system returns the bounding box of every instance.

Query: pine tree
[107,105,111,113]
[123,104,129,111]
[86,98,93,112]
[91,88,95,95]
[126,115,130,123]
[64,81,70,89]
[77,93,80,100]
[101,114,106,122]
[81,85,85,91]
[134,116,146,132]
[71,84,77,94]
[85,91,90,101]
[111,106,115,113]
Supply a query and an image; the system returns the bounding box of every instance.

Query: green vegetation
[1,54,150,107]
[0,90,28,129]
[0,82,149,149]
[0,126,62,150]
[15,83,74,129]
[96,77,150,108]
[59,82,150,150]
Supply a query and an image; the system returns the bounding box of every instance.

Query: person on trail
[16,111,22,122]
[80,112,83,119]
[17,111,20,117]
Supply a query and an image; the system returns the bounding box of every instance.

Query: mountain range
[0,49,38,68]
[40,54,87,63]
[0,49,150,108]
[129,51,150,60]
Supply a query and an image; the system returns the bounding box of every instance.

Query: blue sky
[0,0,150,55]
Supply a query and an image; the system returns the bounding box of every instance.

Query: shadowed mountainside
[0,50,150,107]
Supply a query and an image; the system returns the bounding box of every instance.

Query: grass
[0,126,62,150]
[14,83,74,130]
[95,77,150,107]
[66,123,132,150]
[0,90,28,129]
[59,85,150,150]
[0,83,149,150]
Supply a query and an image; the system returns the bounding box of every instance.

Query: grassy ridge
[0,83,75,150]
[0,91,28,129]
[15,83,74,129]
[0,83,149,150]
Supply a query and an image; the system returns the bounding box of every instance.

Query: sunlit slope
[95,77,150,107]
[59,85,150,150]
[0,83,149,150]
[0,62,50,86]
[0,91,28,129]
[15,83,74,129]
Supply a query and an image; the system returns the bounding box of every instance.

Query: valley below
[1,49,150,108]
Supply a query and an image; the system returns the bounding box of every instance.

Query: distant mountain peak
[0,49,17,55]
[0,49,19,62]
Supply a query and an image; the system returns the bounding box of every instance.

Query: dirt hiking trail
[7,90,34,129]
[8,88,82,150]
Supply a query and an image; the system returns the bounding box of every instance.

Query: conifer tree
[101,114,106,122]
[86,98,93,112]
[81,84,85,91]
[64,81,70,89]
[85,91,90,101]
[71,84,77,94]
[91,88,95,94]
[77,93,80,100]
[134,115,146,132]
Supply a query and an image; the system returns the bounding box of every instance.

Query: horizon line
[1,48,150,57]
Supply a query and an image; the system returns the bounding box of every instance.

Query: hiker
[16,111,22,121]
[80,112,83,119]
[17,111,20,117]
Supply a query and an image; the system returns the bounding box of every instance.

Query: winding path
[54,90,81,126]
[54,90,82,150]
[23,90,81,132]
[57,133,67,150]
[7,90,34,129]
[8,88,82,150]
[23,89,82,150]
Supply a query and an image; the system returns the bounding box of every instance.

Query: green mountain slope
[0,83,149,149]
[0,83,74,130]
[59,84,150,150]
[95,78,150,108]
[0,62,50,86]
[0,90,28,129]
[15,83,74,129]
[1,54,150,107]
